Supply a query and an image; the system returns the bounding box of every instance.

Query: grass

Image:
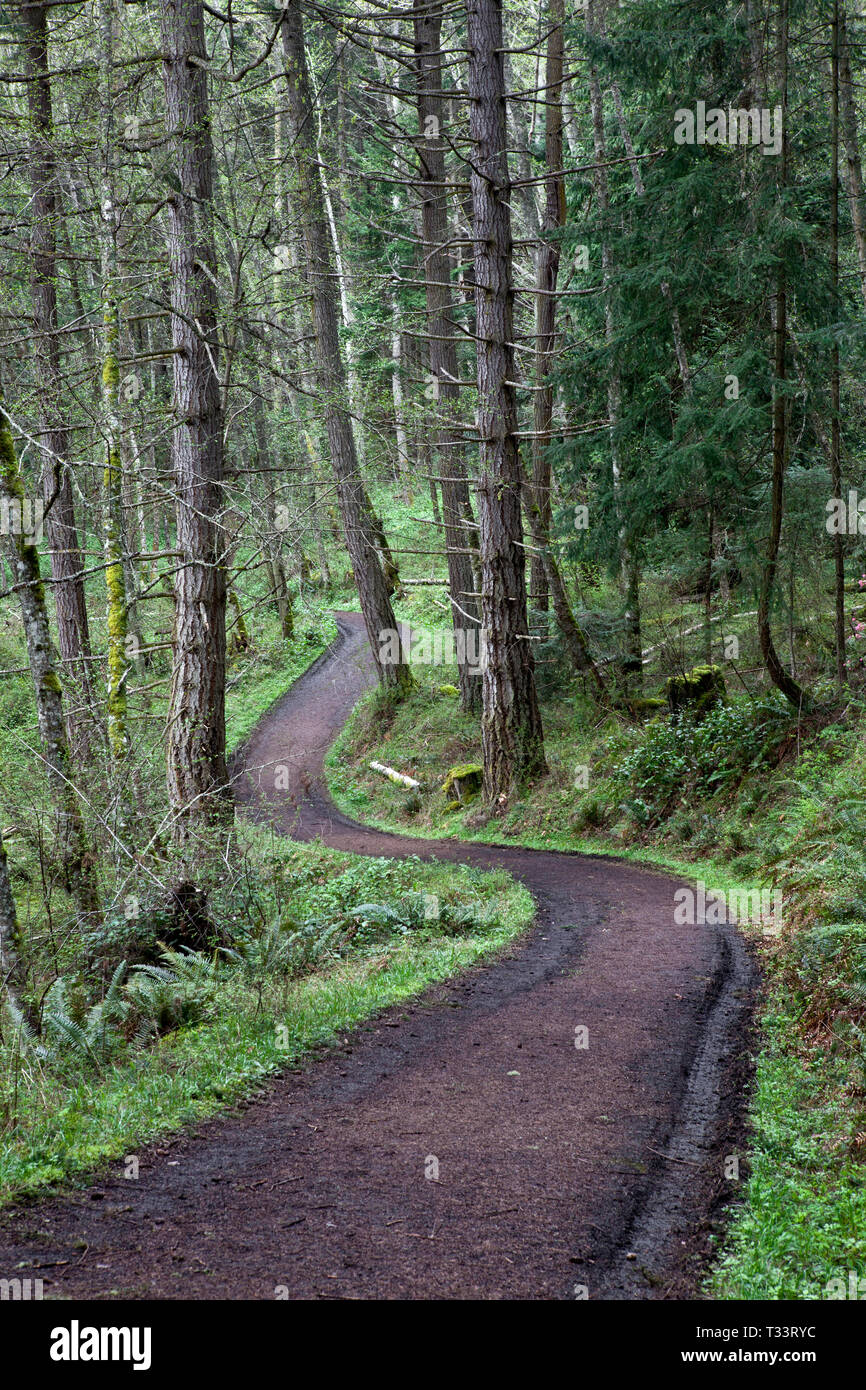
[710,1010,866,1299]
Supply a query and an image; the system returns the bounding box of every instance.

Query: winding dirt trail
[0,613,756,1299]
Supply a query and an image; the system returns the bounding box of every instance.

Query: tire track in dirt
[0,612,756,1299]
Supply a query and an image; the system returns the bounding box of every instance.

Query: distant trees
[281,0,410,693]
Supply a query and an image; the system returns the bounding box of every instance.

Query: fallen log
[369,761,421,790]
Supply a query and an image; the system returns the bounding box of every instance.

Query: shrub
[614,692,793,820]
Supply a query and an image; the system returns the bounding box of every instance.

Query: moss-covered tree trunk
[99,0,131,769]
[0,826,35,1037]
[22,0,95,759]
[839,2,866,311]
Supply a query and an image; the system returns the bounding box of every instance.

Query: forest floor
[0,614,756,1299]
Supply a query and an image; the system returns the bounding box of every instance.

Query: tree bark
[21,0,94,756]
[159,0,232,836]
[253,408,294,641]
[99,0,130,764]
[839,2,866,310]
[757,0,809,709]
[832,0,846,694]
[0,391,101,923]
[467,0,546,803]
[0,825,38,1038]
[315,92,369,474]
[530,0,565,620]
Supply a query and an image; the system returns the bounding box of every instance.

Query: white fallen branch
[639,610,758,664]
[369,761,421,790]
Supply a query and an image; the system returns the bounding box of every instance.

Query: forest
[0,0,864,1317]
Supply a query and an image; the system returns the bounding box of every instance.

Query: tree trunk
[260,469,294,643]
[159,0,232,836]
[372,38,413,495]
[22,0,95,757]
[99,0,130,764]
[316,72,369,473]
[521,480,609,699]
[832,0,846,694]
[530,0,565,621]
[839,2,866,310]
[390,313,410,489]
[502,47,542,236]
[0,392,101,922]
[280,1,410,691]
[588,2,642,692]
[414,0,482,712]
[0,822,37,1037]
[757,0,809,710]
[467,0,546,803]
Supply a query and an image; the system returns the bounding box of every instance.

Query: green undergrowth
[711,1006,866,1299]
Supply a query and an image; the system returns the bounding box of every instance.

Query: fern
[44,948,223,1063]
[124,946,220,1036]
[43,969,129,1066]
[44,1011,96,1063]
